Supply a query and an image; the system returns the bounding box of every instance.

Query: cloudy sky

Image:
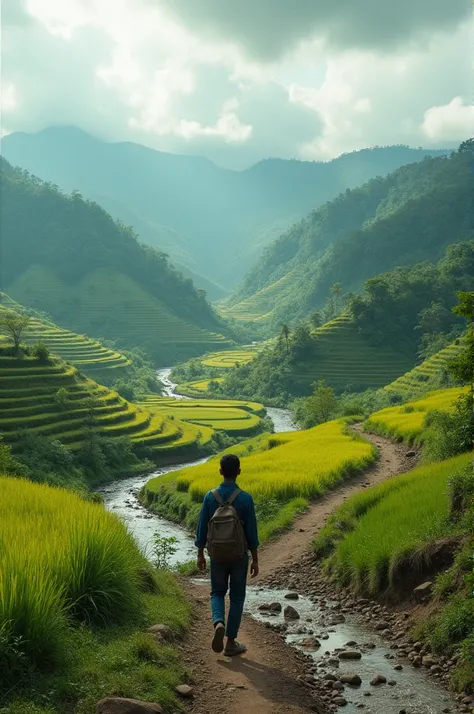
[2,0,472,168]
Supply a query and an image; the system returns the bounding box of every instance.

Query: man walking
[195,453,259,656]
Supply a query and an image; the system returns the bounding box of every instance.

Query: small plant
[153,534,178,569]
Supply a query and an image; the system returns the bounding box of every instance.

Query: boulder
[96,699,163,714]
[414,581,433,601]
[301,637,321,649]
[340,674,362,686]
[406,450,416,457]
[284,605,300,619]
[374,620,390,631]
[285,592,299,600]
[422,656,437,668]
[333,697,347,706]
[338,650,362,660]
[269,602,282,612]
[370,674,387,686]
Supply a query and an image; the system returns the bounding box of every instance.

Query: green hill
[224,142,473,326]
[0,346,211,463]
[1,126,448,286]
[0,158,232,363]
[0,296,132,383]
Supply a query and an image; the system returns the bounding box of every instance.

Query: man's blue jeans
[210,554,248,639]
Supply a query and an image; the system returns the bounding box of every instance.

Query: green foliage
[152,534,179,570]
[32,342,50,363]
[293,380,337,428]
[0,310,30,352]
[422,393,474,462]
[53,387,69,410]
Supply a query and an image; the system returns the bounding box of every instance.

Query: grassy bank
[142,418,377,542]
[364,386,468,442]
[0,476,190,713]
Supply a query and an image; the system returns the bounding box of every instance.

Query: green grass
[0,476,190,712]
[6,265,233,363]
[316,453,471,595]
[365,386,469,442]
[142,418,377,541]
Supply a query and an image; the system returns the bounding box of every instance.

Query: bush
[423,393,473,462]
[32,342,51,363]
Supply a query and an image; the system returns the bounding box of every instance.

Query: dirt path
[181,428,414,714]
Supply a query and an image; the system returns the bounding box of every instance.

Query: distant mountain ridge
[223,144,473,327]
[1,126,449,287]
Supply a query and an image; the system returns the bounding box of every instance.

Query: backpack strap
[226,488,241,506]
[212,489,224,505]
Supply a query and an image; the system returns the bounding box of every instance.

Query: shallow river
[100,369,457,714]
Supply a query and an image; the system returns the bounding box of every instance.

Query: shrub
[32,342,51,363]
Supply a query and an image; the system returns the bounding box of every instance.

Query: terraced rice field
[6,266,233,359]
[365,386,469,442]
[175,377,224,397]
[201,349,258,369]
[318,453,471,595]
[219,272,295,322]
[140,395,265,436]
[8,313,131,378]
[384,337,466,398]
[299,316,415,391]
[0,348,211,460]
[143,419,377,540]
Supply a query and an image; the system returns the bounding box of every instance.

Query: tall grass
[321,453,471,595]
[0,477,146,678]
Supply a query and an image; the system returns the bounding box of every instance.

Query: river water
[100,369,457,714]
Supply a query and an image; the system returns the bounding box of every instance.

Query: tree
[304,380,337,426]
[449,291,474,385]
[0,311,30,353]
[280,323,291,354]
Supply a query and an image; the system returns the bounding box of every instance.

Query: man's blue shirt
[195,481,259,551]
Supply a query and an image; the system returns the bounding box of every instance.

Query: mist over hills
[1,126,448,290]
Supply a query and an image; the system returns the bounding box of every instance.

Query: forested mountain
[219,241,474,403]
[0,158,232,363]
[1,126,448,288]
[224,142,473,327]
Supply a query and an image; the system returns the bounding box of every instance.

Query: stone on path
[301,637,321,649]
[147,624,172,640]
[96,698,163,714]
[175,684,194,698]
[284,605,300,619]
[414,581,433,601]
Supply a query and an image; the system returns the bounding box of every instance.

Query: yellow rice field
[147,419,377,505]
[365,386,469,442]
[201,349,258,369]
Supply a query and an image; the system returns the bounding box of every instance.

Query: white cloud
[1,0,472,167]
[421,97,474,142]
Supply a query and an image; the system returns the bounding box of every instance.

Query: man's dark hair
[220,453,240,479]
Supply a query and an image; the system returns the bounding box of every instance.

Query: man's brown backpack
[207,489,247,563]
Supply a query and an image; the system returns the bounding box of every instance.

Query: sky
[1,0,473,169]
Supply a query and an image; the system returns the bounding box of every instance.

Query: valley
[0,136,472,714]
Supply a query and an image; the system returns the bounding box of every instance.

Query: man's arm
[195,494,209,571]
[244,496,260,577]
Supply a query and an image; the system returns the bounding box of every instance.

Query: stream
[100,368,457,714]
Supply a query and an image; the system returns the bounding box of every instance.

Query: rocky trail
[177,428,448,714]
